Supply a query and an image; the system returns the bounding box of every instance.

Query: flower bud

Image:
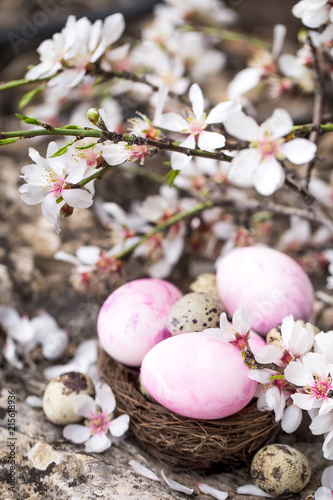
[60,204,74,218]
[87,108,101,126]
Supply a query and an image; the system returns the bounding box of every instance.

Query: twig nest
[188,273,220,299]
[167,292,223,335]
[42,371,95,425]
[251,444,311,496]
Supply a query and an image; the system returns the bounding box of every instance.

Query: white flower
[101,142,150,166]
[225,108,317,196]
[19,142,93,233]
[309,177,333,209]
[315,466,333,499]
[228,24,286,99]
[26,14,126,89]
[277,215,311,251]
[0,306,68,365]
[284,352,333,414]
[203,307,252,350]
[292,0,333,28]
[156,83,240,169]
[63,382,129,453]
[44,339,97,380]
[254,315,315,366]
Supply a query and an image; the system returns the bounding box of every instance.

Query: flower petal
[189,83,204,120]
[237,485,275,497]
[322,465,333,489]
[170,152,192,170]
[227,149,260,187]
[206,101,241,125]
[157,112,189,132]
[70,394,97,418]
[197,483,228,500]
[225,111,260,141]
[281,404,303,433]
[63,424,91,443]
[198,131,225,151]
[95,383,116,414]
[108,414,130,437]
[261,108,292,138]
[62,189,93,209]
[280,138,317,164]
[161,471,194,495]
[41,193,60,233]
[85,432,111,453]
[232,307,252,335]
[253,157,285,196]
[129,460,161,481]
[255,344,283,364]
[228,67,262,99]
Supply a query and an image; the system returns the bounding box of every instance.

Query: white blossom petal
[95,383,116,414]
[198,131,225,151]
[272,24,287,60]
[128,460,161,481]
[108,414,130,437]
[225,111,260,141]
[26,395,43,408]
[261,108,292,138]
[197,483,228,500]
[63,424,91,443]
[281,404,303,433]
[85,432,111,453]
[161,471,193,495]
[253,157,285,196]
[157,112,189,132]
[255,344,283,364]
[189,83,204,120]
[322,465,333,490]
[70,394,97,418]
[323,430,333,460]
[41,193,60,233]
[228,68,262,99]
[206,101,241,125]
[62,189,93,209]
[232,307,252,334]
[237,485,275,497]
[280,138,317,164]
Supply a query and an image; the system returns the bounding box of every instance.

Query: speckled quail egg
[43,371,95,425]
[251,444,311,496]
[188,273,220,299]
[167,292,223,335]
[266,320,320,345]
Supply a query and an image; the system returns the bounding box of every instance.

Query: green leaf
[164,169,180,187]
[18,83,45,110]
[15,113,43,126]
[75,141,98,150]
[49,139,76,157]
[0,138,19,146]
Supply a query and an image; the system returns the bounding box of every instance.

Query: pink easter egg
[141,332,257,420]
[216,246,314,336]
[97,278,182,367]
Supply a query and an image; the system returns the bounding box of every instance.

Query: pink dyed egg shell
[97,278,182,367]
[216,246,314,336]
[141,332,257,420]
[248,330,266,353]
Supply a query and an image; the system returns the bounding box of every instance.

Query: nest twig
[98,348,280,473]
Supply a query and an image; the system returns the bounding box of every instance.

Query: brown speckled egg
[167,292,223,335]
[188,273,220,299]
[266,320,320,345]
[251,444,311,496]
[43,371,95,425]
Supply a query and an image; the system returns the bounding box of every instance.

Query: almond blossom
[203,307,252,350]
[156,83,240,170]
[26,14,126,90]
[284,352,333,415]
[63,382,130,453]
[292,0,333,28]
[254,315,315,366]
[225,108,317,196]
[19,142,93,233]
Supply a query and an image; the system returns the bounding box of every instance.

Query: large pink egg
[97,278,182,367]
[141,332,257,419]
[216,246,314,336]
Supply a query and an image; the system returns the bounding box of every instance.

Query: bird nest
[98,348,280,473]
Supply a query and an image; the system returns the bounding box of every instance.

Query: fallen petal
[128,460,161,481]
[161,470,193,494]
[237,484,275,497]
[197,482,228,499]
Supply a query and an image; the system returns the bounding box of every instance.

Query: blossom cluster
[207,306,333,462]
